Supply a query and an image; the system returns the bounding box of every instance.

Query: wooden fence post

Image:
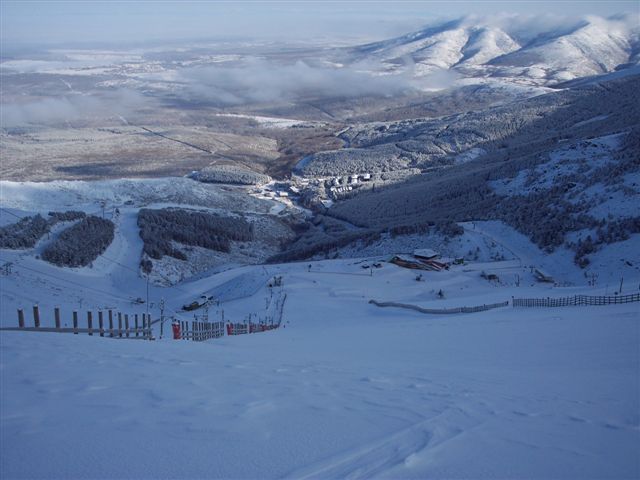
[98,311,104,337]
[125,314,129,338]
[135,314,139,338]
[17,309,24,328]
[141,314,146,339]
[54,307,61,329]
[33,305,40,328]
[87,311,93,336]
[73,311,78,334]
[118,312,123,338]
[109,310,114,338]
[142,314,147,339]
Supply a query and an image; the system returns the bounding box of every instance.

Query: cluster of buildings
[252,173,376,211]
[327,173,372,198]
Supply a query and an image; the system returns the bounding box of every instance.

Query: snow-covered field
[213,114,319,129]
[1,172,639,479]
[1,246,639,478]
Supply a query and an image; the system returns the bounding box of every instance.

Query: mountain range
[346,14,640,85]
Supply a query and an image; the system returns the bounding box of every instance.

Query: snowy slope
[1,181,639,479]
[1,252,639,479]
[458,26,520,65]
[348,14,639,85]
[0,178,298,288]
[490,17,635,82]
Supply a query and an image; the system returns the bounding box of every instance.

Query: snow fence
[369,299,509,315]
[2,306,153,339]
[513,293,640,307]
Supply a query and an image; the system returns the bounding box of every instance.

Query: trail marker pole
[159,299,165,339]
[33,305,40,328]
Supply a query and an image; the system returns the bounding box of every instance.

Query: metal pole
[146,275,149,315]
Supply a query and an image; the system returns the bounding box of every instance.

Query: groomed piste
[1,249,639,479]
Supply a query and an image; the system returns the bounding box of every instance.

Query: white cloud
[174,58,456,105]
[0,90,144,127]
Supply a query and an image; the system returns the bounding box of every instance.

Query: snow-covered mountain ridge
[348,14,640,85]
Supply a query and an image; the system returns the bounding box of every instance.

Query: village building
[413,248,440,260]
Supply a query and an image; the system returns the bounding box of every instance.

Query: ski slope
[1,252,639,479]
[1,176,639,479]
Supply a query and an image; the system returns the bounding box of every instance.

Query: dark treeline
[137,208,254,268]
[268,229,381,263]
[42,216,114,267]
[573,216,640,267]
[0,215,50,249]
[190,167,271,186]
[0,211,86,249]
[48,210,86,222]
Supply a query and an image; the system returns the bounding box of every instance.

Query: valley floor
[1,256,639,479]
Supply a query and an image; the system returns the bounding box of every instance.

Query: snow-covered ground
[0,179,297,285]
[489,133,625,198]
[213,113,317,128]
[453,147,486,165]
[0,178,279,214]
[1,176,639,478]
[1,248,639,478]
[333,219,640,287]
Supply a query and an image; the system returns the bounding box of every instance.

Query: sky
[2,1,639,49]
